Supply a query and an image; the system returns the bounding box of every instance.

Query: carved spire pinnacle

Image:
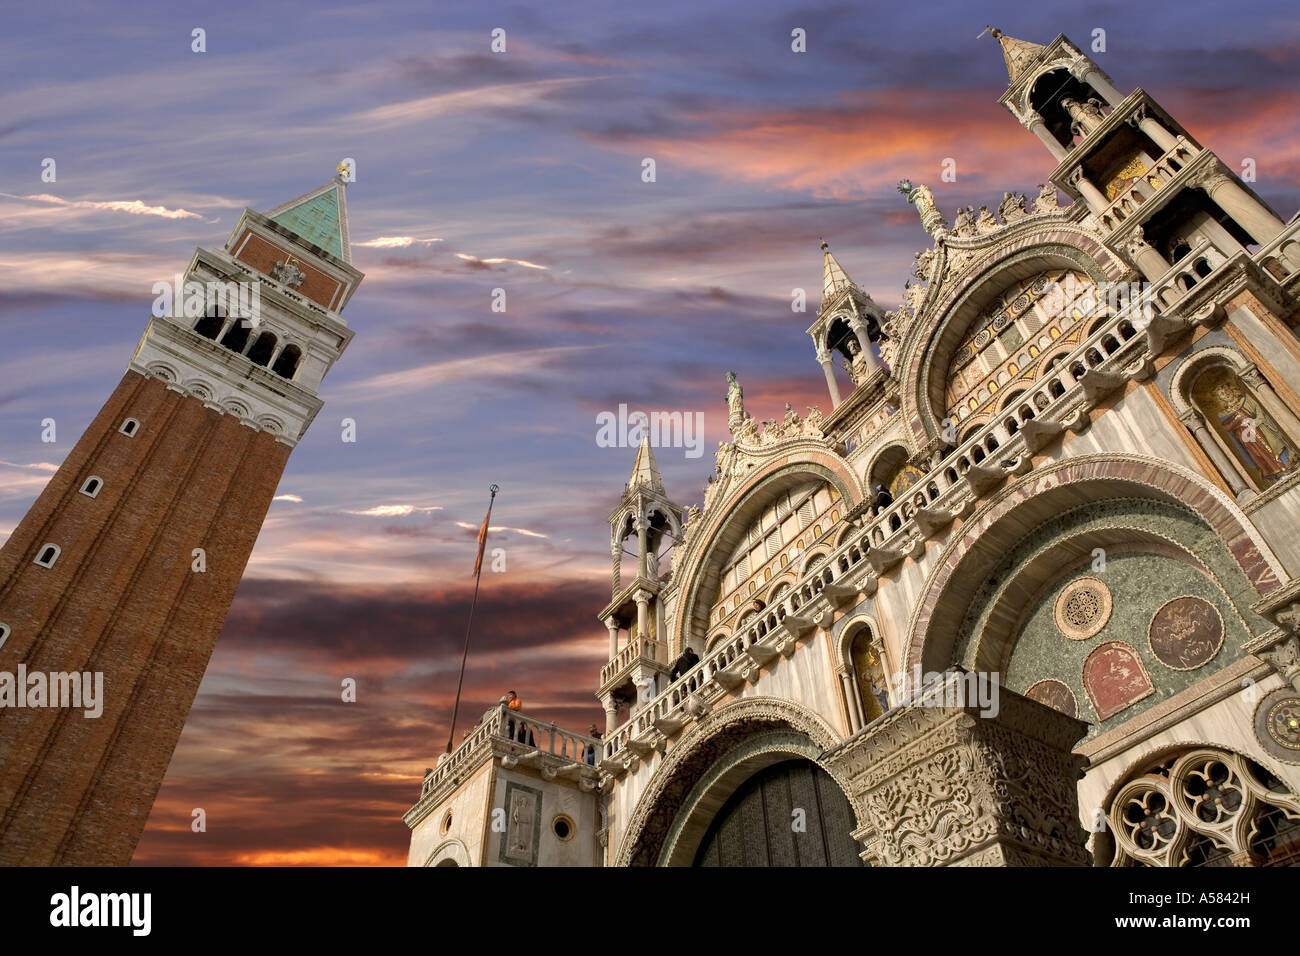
[983,27,1049,83]
[821,239,856,301]
[626,434,664,494]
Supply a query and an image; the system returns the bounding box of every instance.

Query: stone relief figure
[998,191,1028,223]
[904,280,926,315]
[975,205,1000,235]
[1061,96,1106,138]
[913,248,935,281]
[781,401,800,433]
[1034,182,1060,212]
[952,205,977,238]
[897,179,949,238]
[804,405,825,437]
[733,414,759,446]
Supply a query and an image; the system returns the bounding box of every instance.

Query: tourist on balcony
[872,483,893,515]
[585,725,602,765]
[670,646,700,681]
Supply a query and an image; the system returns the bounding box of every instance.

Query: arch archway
[688,754,863,867]
[423,838,471,868]
[671,453,862,656]
[615,697,856,866]
[904,454,1285,683]
[897,233,1122,448]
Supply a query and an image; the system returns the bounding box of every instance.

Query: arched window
[945,270,1095,424]
[848,627,890,727]
[220,319,251,353]
[34,543,60,568]
[271,344,302,379]
[79,476,102,498]
[0,623,9,649]
[119,418,139,437]
[193,311,224,340]
[246,331,277,367]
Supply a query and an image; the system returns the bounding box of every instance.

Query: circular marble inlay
[1147,595,1223,671]
[1054,577,1112,640]
[1255,689,1300,764]
[1025,678,1078,718]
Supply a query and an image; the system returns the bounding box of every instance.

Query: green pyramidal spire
[265,176,351,263]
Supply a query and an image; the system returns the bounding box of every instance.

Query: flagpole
[445,484,498,754]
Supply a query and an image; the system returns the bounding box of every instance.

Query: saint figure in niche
[1194,366,1295,487]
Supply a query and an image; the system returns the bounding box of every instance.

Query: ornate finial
[820,237,829,251]
[897,180,948,239]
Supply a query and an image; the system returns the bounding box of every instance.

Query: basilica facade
[406,30,1300,867]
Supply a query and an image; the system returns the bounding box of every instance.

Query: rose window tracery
[1105,748,1300,866]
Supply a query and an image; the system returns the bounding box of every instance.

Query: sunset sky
[2,1,1298,865]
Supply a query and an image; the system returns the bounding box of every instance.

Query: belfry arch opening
[1029,68,1101,150]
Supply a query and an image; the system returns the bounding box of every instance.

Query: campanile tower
[0,173,363,865]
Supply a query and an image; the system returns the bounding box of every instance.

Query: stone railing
[600,635,668,688]
[1254,216,1300,283]
[1098,136,1199,233]
[421,704,603,799]
[602,257,1235,769]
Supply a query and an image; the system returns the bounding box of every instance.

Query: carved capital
[821,677,1091,867]
[1260,631,1300,693]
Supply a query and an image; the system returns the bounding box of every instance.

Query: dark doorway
[692,759,863,867]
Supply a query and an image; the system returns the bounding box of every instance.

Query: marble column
[1069,168,1111,215]
[635,516,649,580]
[634,588,651,644]
[818,349,842,407]
[1201,169,1285,246]
[1125,229,1172,283]
[1133,110,1179,153]
[1180,408,1253,499]
[603,698,618,735]
[1025,111,1069,162]
[606,616,620,659]
[1072,61,1125,107]
[839,670,862,734]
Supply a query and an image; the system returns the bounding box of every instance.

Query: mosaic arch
[904,455,1284,685]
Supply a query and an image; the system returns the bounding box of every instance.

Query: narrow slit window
[119,418,139,437]
[0,623,10,650]
[34,544,60,568]
[80,476,103,498]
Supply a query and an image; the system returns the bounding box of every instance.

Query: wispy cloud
[0,192,207,220]
[356,236,444,248]
[454,252,548,270]
[343,504,444,517]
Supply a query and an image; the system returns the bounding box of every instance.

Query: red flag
[472,494,495,577]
